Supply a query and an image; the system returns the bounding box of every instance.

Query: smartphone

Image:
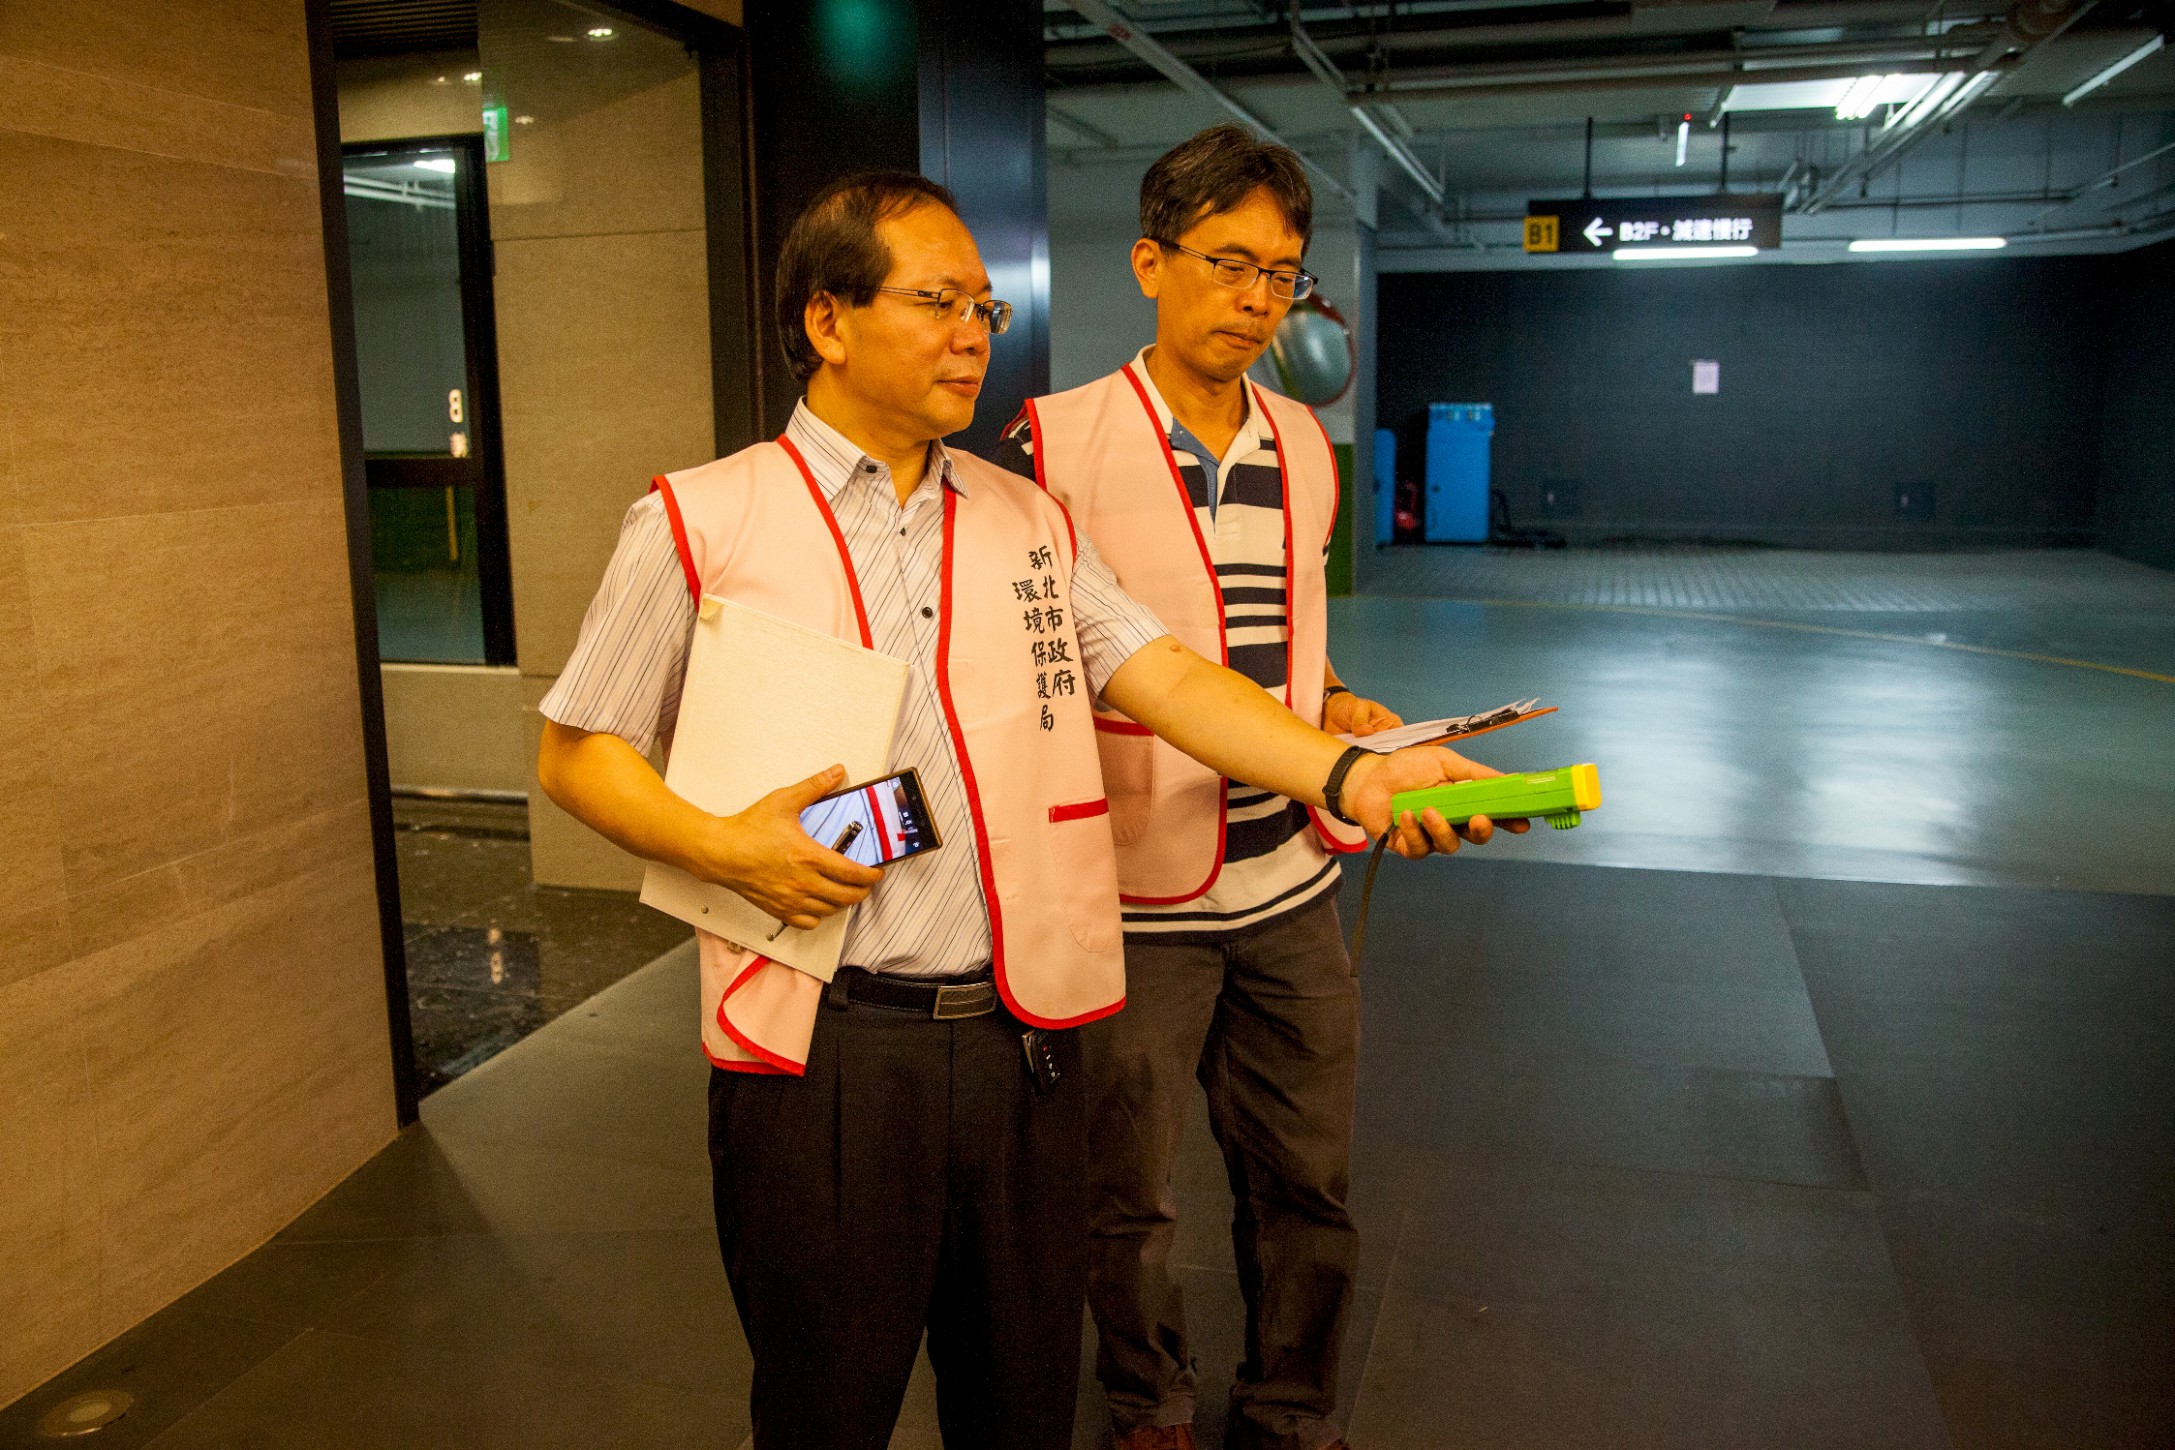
[797,768,943,868]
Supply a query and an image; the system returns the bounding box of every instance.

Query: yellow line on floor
[1450,597,2175,685]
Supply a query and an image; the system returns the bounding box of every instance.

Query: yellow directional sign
[1524,215,1560,253]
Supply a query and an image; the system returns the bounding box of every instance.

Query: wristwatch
[1322,744,1368,826]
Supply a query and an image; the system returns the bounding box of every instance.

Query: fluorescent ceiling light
[1674,116,1689,166]
[1849,236,2006,252]
[587,25,614,38]
[2064,34,2166,106]
[1615,246,1760,261]
[1724,78,1857,112]
[1886,70,1965,130]
[1835,75,1887,120]
[413,157,457,173]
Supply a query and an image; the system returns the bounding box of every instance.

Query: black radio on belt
[1021,1030,1061,1095]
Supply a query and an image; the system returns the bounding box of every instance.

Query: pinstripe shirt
[538,400,1169,978]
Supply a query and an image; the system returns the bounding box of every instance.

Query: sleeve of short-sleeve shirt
[1068,531,1170,699]
[535,493,696,756]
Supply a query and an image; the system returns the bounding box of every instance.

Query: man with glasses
[991,127,1509,1450]
[537,170,1497,1450]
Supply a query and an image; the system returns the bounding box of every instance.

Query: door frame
[342,132,518,667]
[308,0,757,1125]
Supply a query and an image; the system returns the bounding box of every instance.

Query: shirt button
[920,606,934,620]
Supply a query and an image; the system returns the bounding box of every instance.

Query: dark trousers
[707,987,1088,1450]
[1082,894,1360,1450]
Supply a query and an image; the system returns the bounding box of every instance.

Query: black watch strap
[1322,744,1369,826]
[1323,683,1352,701]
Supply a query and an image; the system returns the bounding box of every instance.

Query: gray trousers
[1082,893,1359,1450]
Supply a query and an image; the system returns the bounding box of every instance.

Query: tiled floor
[392,797,691,1095]
[7,862,2168,1450]
[5,549,2171,1448]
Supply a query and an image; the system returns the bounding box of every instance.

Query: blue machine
[1423,403,1494,544]
[1373,428,1397,544]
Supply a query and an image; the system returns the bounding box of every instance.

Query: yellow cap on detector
[1569,763,1602,811]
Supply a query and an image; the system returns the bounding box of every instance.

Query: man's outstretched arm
[1100,636,1522,858]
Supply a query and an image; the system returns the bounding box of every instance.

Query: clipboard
[639,597,908,982]
[1335,698,1557,754]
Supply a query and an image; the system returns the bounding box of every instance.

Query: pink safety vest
[650,437,1126,1075]
[1022,363,1368,904]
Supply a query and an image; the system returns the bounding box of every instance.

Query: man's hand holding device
[1336,746,1533,859]
[692,764,884,934]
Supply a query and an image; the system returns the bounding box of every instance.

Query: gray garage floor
[4,548,2170,1449]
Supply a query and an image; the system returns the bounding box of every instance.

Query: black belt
[827,965,998,1020]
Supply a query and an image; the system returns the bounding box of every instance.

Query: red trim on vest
[776,435,876,650]
[1112,362,1231,906]
[716,956,807,1075]
[1305,804,1373,855]
[651,476,702,603]
[1094,717,1154,736]
[1120,363,1228,669]
[1048,797,1109,823]
[933,490,1122,1032]
[1305,405,1342,550]
[1024,401,1050,492]
[704,1044,787,1074]
[1256,392,1301,711]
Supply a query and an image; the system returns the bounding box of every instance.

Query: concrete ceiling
[1041,0,2175,259]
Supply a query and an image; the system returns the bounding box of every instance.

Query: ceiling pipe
[1797,0,2096,213]
[1288,14,1448,209]
[1060,0,1356,205]
[1048,2,2014,70]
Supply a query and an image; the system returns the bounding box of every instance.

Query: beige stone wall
[335,51,486,144]
[479,12,717,887]
[0,1,397,1411]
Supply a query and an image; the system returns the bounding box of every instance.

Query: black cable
[1348,835,1392,971]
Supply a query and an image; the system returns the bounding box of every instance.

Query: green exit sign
[483,104,510,162]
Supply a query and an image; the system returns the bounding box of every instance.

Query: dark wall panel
[2096,239,2175,571]
[744,0,1048,451]
[1378,258,2112,549]
[918,0,1048,457]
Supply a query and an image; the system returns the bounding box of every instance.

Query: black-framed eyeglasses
[1156,241,1317,301]
[873,286,1014,335]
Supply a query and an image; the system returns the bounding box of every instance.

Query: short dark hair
[776,170,960,382]
[1139,124,1312,252]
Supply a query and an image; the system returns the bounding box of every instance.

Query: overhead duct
[1060,0,1355,205]
[1797,0,2096,213]
[1288,15,1447,210]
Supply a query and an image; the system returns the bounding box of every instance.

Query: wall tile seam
[16,495,351,535]
[37,812,380,964]
[489,227,710,244]
[0,52,319,129]
[0,119,318,183]
[0,55,317,181]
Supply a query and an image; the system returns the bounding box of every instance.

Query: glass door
[342,136,515,664]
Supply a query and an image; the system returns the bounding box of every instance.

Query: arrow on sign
[1584,217,1613,247]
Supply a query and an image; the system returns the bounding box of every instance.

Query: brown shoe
[1114,1426,1195,1450]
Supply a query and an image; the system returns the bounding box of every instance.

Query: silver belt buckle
[931,981,997,1020]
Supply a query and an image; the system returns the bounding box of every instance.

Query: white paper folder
[639,597,907,982]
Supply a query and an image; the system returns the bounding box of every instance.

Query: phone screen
[797,769,942,868]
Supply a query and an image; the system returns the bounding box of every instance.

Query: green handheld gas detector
[1388,763,1603,831]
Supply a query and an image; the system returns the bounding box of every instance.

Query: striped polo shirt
[538,400,1169,978]
[992,353,1340,939]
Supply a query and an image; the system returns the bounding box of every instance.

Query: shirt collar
[785,398,969,500]
[1128,346,1263,455]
